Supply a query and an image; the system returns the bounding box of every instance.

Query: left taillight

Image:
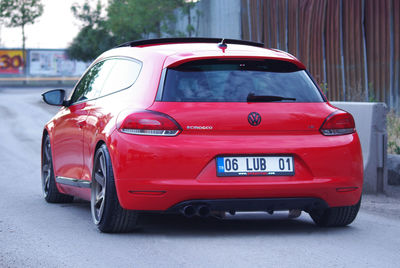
[320,110,355,136]
[118,110,182,136]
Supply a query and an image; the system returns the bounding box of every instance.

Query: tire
[309,198,361,227]
[91,144,138,233]
[41,135,74,203]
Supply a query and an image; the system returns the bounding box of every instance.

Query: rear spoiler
[116,38,265,48]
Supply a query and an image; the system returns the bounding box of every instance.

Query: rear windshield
[160,59,324,102]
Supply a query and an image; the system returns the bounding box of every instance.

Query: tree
[68,25,116,62]
[107,0,185,43]
[0,0,43,62]
[67,0,116,61]
[68,0,194,61]
[179,0,202,37]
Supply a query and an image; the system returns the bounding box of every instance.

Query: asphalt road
[1,87,400,268]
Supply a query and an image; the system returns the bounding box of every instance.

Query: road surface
[0,87,399,268]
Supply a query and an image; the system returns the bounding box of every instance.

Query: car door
[80,58,142,182]
[52,60,114,181]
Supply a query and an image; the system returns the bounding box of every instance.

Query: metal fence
[241,0,400,112]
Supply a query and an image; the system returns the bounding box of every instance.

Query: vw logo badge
[248,112,261,126]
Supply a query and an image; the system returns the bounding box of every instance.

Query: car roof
[95,38,306,69]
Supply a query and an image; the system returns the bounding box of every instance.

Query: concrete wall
[332,102,388,194]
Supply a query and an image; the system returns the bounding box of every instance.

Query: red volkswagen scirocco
[41,38,363,232]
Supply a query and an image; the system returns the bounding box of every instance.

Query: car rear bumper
[109,130,363,211]
[115,176,362,211]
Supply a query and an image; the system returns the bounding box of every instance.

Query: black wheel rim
[91,151,107,224]
[41,137,52,197]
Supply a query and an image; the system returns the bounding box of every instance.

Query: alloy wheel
[41,136,52,197]
[91,151,107,224]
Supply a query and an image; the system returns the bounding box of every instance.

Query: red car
[41,38,363,233]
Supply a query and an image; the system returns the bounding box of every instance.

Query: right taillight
[320,110,355,136]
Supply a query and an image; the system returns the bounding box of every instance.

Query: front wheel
[41,135,73,203]
[309,198,361,227]
[91,144,138,233]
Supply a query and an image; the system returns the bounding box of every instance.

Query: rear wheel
[309,198,361,227]
[41,135,73,203]
[91,144,138,233]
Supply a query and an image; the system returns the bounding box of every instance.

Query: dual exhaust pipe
[181,205,301,218]
[181,205,211,217]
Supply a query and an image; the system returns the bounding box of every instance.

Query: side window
[70,60,115,104]
[100,59,142,97]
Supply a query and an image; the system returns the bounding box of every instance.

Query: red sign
[0,50,25,74]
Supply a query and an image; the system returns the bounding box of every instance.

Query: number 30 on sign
[0,50,25,74]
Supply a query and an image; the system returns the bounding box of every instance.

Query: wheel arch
[94,140,106,155]
[41,125,56,160]
[41,129,48,161]
[92,140,107,179]
[41,128,52,167]
[92,138,125,203]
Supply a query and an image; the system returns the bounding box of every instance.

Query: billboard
[0,50,25,75]
[28,50,88,77]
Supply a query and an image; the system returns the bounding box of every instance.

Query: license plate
[216,156,294,176]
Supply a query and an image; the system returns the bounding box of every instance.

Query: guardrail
[0,76,79,86]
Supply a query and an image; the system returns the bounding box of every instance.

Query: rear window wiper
[247,93,296,102]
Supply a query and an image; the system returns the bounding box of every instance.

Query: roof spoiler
[116,38,264,48]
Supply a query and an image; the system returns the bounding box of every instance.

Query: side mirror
[42,89,68,106]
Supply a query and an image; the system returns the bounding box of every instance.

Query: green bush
[387,111,400,155]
